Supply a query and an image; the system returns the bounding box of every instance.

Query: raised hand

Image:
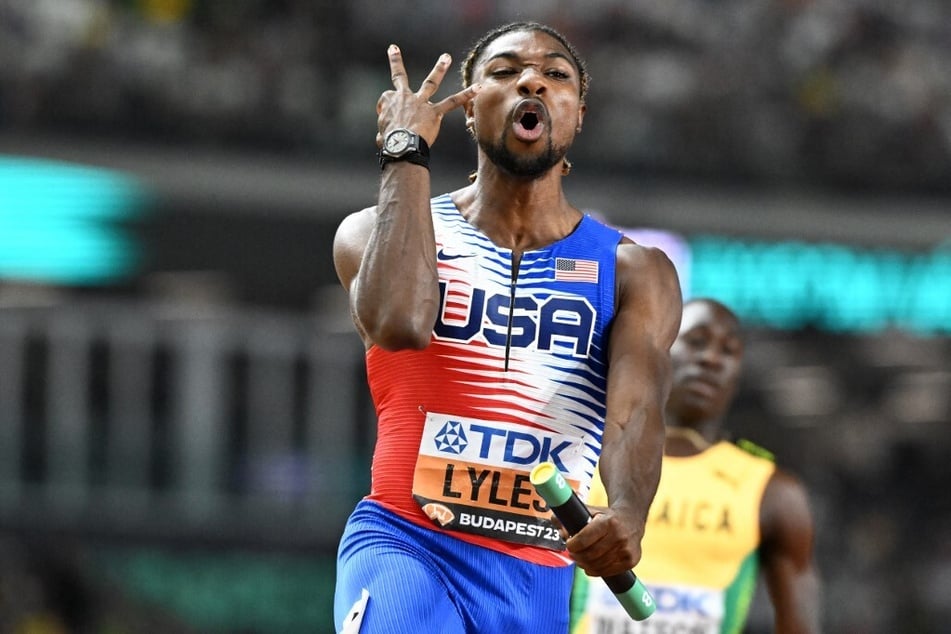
[376,45,480,149]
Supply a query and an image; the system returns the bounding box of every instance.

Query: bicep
[605,244,683,412]
[333,208,377,345]
[614,243,682,354]
[332,207,375,292]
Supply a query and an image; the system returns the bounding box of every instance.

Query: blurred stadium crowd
[2,0,951,191]
[1,1,950,633]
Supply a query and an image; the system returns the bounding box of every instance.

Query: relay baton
[530,462,656,621]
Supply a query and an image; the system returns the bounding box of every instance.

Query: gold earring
[561,157,572,176]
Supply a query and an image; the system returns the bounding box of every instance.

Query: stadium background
[1,1,949,632]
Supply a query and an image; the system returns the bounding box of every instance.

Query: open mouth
[512,101,546,141]
[520,111,540,130]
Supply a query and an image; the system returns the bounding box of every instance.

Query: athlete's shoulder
[614,241,682,340]
[582,212,624,234]
[760,463,815,550]
[616,239,680,287]
[569,214,624,251]
[733,437,776,463]
[708,438,778,480]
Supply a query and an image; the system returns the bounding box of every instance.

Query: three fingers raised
[387,45,480,113]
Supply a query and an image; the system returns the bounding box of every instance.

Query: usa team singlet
[571,441,776,634]
[335,193,623,632]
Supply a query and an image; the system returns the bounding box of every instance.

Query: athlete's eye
[684,332,706,347]
[722,339,743,357]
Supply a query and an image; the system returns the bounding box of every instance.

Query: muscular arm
[333,45,479,350]
[761,469,822,633]
[340,164,440,351]
[566,241,682,577]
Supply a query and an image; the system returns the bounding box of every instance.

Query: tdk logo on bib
[434,421,468,454]
[430,418,579,472]
[651,586,722,618]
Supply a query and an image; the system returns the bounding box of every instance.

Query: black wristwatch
[379,128,430,170]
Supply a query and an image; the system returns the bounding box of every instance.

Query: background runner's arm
[761,470,822,634]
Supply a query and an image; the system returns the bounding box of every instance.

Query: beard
[479,132,568,180]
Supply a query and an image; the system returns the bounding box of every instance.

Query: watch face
[385,130,412,155]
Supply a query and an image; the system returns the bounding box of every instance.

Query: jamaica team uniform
[335,194,624,633]
[571,441,776,634]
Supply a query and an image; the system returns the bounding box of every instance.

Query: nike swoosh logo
[437,251,475,261]
[713,469,740,488]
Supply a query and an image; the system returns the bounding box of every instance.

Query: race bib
[412,412,585,549]
[586,580,723,633]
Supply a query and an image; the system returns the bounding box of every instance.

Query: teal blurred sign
[689,236,951,335]
[0,155,145,284]
[614,221,949,336]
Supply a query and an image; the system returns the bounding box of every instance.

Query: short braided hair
[460,22,590,101]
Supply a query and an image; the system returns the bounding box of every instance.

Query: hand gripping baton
[530,462,656,621]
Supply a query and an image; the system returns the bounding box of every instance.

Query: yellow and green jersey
[571,440,775,634]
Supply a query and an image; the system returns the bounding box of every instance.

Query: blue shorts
[334,500,573,633]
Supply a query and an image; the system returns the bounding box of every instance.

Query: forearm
[601,334,671,523]
[599,400,665,530]
[769,564,822,633]
[353,163,439,349]
[773,578,821,632]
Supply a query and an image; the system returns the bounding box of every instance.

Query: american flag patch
[555,257,599,283]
